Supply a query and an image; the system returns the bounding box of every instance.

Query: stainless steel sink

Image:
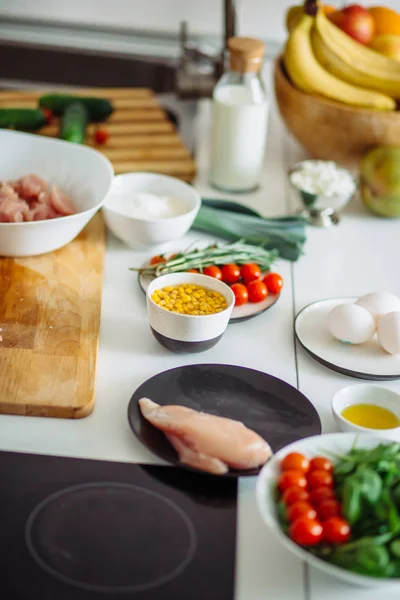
[0,43,177,92]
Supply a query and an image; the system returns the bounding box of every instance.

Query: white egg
[377,311,400,355]
[356,292,400,323]
[328,303,376,345]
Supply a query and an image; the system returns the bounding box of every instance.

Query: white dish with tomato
[256,432,400,588]
[134,241,284,323]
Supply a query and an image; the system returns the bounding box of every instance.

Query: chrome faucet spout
[176,0,237,98]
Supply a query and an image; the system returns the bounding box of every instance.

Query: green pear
[360,146,400,218]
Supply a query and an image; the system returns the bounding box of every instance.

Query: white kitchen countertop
[1,61,400,600]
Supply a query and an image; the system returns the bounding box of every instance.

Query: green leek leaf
[192,204,307,262]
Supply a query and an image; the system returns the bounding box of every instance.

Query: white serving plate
[256,432,400,589]
[295,297,400,380]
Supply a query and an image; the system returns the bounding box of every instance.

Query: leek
[192,199,307,261]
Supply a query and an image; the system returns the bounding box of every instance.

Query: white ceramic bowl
[0,129,114,257]
[146,272,235,353]
[332,383,400,438]
[102,172,201,249]
[256,432,400,589]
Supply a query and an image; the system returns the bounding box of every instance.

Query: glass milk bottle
[209,37,269,193]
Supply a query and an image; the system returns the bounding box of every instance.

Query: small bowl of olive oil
[332,383,400,438]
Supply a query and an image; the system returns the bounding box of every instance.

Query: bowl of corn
[146,272,235,353]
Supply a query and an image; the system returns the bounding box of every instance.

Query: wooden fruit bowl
[274,55,400,168]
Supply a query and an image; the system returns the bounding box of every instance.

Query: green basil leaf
[278,500,287,525]
[366,444,400,465]
[377,460,397,473]
[356,468,383,504]
[333,532,394,554]
[355,546,390,576]
[392,482,400,506]
[385,560,400,577]
[379,488,400,533]
[342,480,362,525]
[389,538,400,559]
[334,461,356,477]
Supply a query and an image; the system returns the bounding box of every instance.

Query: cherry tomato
[317,499,341,521]
[230,283,249,306]
[220,264,241,284]
[150,255,165,265]
[289,517,323,546]
[95,127,110,145]
[287,502,317,523]
[282,486,310,506]
[186,269,199,273]
[263,272,284,294]
[323,517,350,545]
[310,486,335,506]
[309,457,333,472]
[42,108,54,123]
[247,280,268,303]
[281,452,310,473]
[278,470,307,493]
[241,263,261,284]
[203,265,222,280]
[307,470,334,490]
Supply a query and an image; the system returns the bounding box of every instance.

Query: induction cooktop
[0,451,237,600]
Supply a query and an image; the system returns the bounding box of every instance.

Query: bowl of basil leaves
[256,432,400,587]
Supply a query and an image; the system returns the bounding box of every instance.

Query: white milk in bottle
[209,37,269,193]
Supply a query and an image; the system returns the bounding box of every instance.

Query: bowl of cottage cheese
[288,159,358,227]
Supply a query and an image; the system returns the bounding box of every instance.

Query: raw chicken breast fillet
[139,398,272,475]
[0,174,76,222]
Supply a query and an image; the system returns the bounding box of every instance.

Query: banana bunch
[284,1,398,110]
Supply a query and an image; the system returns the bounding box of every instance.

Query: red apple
[329,5,375,45]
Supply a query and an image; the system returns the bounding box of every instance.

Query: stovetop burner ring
[25,481,197,594]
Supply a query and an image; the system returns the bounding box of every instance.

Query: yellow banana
[316,9,400,83]
[284,14,395,110]
[312,26,400,98]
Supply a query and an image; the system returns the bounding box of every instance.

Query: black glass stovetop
[0,451,237,600]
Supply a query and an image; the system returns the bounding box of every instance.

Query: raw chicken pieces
[0,174,76,223]
[139,398,272,475]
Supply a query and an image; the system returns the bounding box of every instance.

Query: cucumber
[59,102,89,144]
[0,108,46,131]
[39,94,113,121]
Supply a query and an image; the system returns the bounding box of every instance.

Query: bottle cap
[228,37,265,73]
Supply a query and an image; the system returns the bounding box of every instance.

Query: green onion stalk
[130,241,279,278]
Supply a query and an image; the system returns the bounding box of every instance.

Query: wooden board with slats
[0,87,196,181]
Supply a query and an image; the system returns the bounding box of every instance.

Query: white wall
[1,0,400,43]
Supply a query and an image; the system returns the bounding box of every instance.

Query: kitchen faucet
[176,0,237,98]
[223,0,237,50]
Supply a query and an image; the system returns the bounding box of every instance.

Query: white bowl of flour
[102,172,201,249]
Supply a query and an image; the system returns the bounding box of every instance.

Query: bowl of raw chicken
[0,130,114,257]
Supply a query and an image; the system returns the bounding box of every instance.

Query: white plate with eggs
[295,293,400,380]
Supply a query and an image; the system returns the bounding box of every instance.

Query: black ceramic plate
[138,271,280,323]
[128,364,321,478]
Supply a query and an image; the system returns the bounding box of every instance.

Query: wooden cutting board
[0,214,105,419]
[0,87,196,181]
